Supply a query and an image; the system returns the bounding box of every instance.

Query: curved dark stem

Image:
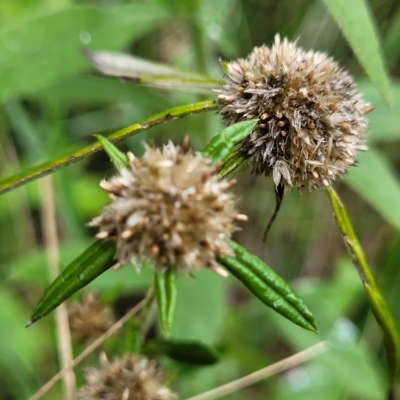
[263,183,285,242]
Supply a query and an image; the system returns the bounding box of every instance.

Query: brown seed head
[216,35,372,190]
[79,353,177,400]
[89,142,242,272]
[68,293,115,344]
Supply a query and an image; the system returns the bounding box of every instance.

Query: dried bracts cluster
[79,353,177,400]
[68,293,115,344]
[216,35,372,190]
[89,141,245,272]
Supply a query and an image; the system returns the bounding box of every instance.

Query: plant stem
[39,176,76,400]
[0,100,217,195]
[326,187,399,394]
[185,341,328,400]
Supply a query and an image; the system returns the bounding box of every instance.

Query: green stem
[0,100,217,195]
[326,187,399,392]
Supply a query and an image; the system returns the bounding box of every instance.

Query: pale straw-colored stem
[29,298,146,400]
[184,341,328,400]
[39,176,76,400]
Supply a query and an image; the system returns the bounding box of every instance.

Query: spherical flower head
[79,353,177,400]
[89,141,244,273]
[68,293,115,344]
[216,34,372,190]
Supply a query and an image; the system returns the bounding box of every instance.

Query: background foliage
[1,0,400,399]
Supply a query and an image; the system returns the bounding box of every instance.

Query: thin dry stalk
[29,298,146,400]
[39,176,76,400]
[184,341,328,400]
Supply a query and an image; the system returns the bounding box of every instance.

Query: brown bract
[216,35,372,190]
[79,353,177,400]
[89,142,244,272]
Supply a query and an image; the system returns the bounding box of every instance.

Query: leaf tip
[25,319,34,328]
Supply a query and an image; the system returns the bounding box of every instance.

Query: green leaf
[345,149,400,232]
[357,81,400,143]
[326,187,400,389]
[0,4,170,101]
[145,338,221,365]
[383,7,400,70]
[217,241,318,333]
[0,100,217,195]
[154,269,177,337]
[86,50,222,94]
[321,0,391,104]
[94,134,128,170]
[201,119,257,162]
[28,240,116,325]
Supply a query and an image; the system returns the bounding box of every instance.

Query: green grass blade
[326,187,400,390]
[321,0,392,104]
[0,100,217,196]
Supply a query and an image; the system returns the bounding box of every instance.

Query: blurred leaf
[358,80,400,142]
[345,149,400,232]
[321,0,391,104]
[0,287,49,398]
[155,269,177,337]
[218,241,318,333]
[28,240,116,325]
[145,338,221,365]
[86,50,222,94]
[383,7,400,70]
[0,100,217,195]
[172,270,226,343]
[0,4,170,101]
[94,134,128,170]
[327,187,400,389]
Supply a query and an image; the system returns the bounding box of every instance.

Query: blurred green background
[1,0,400,399]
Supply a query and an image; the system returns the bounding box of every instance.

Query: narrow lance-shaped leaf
[202,119,257,162]
[217,241,318,333]
[154,269,177,337]
[321,0,392,104]
[27,240,116,326]
[94,134,129,170]
[86,50,223,94]
[326,187,400,390]
[0,100,217,196]
[144,338,221,365]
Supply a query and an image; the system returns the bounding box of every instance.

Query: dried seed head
[216,34,372,190]
[68,293,115,344]
[79,353,177,400]
[89,141,243,272]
